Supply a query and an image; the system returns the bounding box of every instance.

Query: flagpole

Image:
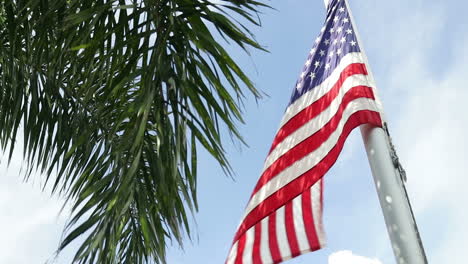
[322,0,428,263]
[360,125,428,264]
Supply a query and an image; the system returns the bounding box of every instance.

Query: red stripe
[252,223,262,264]
[252,86,375,196]
[234,110,382,241]
[268,213,282,263]
[235,234,247,264]
[320,179,324,214]
[285,201,301,257]
[269,63,368,153]
[302,188,321,251]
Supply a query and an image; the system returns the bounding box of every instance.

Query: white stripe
[264,73,371,171]
[279,52,367,127]
[226,242,238,264]
[242,227,255,264]
[242,98,379,221]
[343,0,385,118]
[292,194,310,252]
[275,206,291,261]
[260,217,273,264]
[312,180,326,247]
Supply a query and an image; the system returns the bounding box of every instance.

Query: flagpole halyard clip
[383,122,407,183]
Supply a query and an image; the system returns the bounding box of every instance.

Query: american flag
[226,0,383,263]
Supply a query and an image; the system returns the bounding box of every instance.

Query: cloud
[328,250,382,264]
[395,34,468,264]
[354,0,468,263]
[0,137,74,264]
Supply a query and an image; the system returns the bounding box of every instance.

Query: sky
[1,0,468,263]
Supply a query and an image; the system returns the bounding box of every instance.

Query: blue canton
[289,0,361,105]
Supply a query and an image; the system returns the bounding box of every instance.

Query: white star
[310,72,316,80]
[324,39,330,45]
[339,7,345,12]
[305,59,312,67]
[340,37,346,43]
[329,28,335,34]
[296,82,303,90]
[319,50,325,56]
[343,17,349,23]
[300,71,306,78]
[346,29,353,35]
[333,17,339,23]
[315,37,320,43]
[337,48,342,55]
[325,63,331,70]
[310,48,316,54]
[333,39,338,45]
[328,51,334,57]
[350,40,357,46]
[337,27,343,33]
[314,61,321,68]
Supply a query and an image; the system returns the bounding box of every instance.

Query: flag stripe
[312,179,326,247]
[231,181,326,264]
[253,223,263,264]
[268,213,282,263]
[260,218,273,264]
[279,52,367,127]
[302,187,321,251]
[285,201,300,258]
[276,207,292,261]
[243,98,379,223]
[320,178,324,212]
[232,185,324,264]
[227,242,239,264]
[235,233,247,264]
[234,110,382,241]
[263,75,371,173]
[292,194,311,253]
[253,87,375,196]
[268,63,368,154]
[242,228,255,264]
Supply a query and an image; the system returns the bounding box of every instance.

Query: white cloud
[395,35,468,263]
[328,250,382,264]
[0,138,74,263]
[355,0,468,263]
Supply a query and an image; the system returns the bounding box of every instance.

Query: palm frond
[0,0,269,263]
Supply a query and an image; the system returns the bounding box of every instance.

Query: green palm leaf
[0,0,269,263]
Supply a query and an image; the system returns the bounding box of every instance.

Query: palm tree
[0,0,268,263]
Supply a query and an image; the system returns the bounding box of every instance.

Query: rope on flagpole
[383,122,407,183]
[383,121,428,263]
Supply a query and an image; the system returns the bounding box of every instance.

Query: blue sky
[1,0,467,263]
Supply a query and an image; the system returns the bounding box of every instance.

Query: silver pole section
[360,124,427,264]
[320,0,428,263]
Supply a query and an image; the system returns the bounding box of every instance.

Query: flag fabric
[226,0,384,263]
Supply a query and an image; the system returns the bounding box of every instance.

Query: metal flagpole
[360,124,428,264]
[322,0,428,263]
